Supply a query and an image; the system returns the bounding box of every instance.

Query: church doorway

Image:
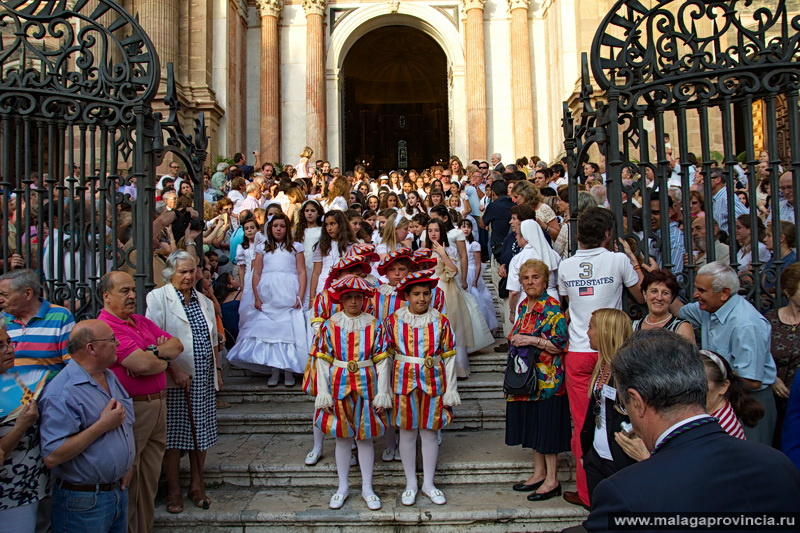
[342,26,449,174]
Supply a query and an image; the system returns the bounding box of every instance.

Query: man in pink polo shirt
[97,271,185,533]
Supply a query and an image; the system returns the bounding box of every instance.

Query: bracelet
[185,241,196,246]
[633,264,641,271]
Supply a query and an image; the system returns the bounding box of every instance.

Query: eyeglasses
[170,165,179,170]
[779,186,793,192]
[0,340,18,351]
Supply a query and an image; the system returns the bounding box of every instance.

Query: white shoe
[423,488,446,505]
[329,492,348,509]
[393,448,402,461]
[284,373,296,387]
[437,430,443,446]
[304,450,322,466]
[401,489,417,506]
[350,449,358,466]
[381,447,396,462]
[363,494,382,510]
[267,374,279,387]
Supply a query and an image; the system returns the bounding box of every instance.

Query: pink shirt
[98,309,172,396]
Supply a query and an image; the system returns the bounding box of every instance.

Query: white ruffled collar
[378,284,397,295]
[331,311,376,333]
[395,306,439,327]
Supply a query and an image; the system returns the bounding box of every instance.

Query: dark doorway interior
[343,26,449,175]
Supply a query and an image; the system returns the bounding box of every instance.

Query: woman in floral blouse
[505,259,569,502]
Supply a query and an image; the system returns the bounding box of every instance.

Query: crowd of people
[0,144,798,533]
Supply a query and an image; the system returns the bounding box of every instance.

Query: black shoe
[494,342,509,353]
[512,479,545,492]
[527,484,562,501]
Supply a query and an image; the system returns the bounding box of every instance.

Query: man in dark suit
[490,152,504,173]
[565,329,800,533]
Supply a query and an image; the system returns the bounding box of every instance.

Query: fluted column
[303,0,328,158]
[509,0,534,159]
[462,0,487,160]
[257,0,283,163]
[136,0,179,76]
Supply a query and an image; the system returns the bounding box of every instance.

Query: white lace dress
[227,242,309,374]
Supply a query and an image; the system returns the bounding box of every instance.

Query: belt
[395,354,441,369]
[131,391,166,402]
[331,359,374,373]
[56,478,120,492]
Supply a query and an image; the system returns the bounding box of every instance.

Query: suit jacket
[493,162,504,173]
[145,284,219,389]
[580,376,637,471]
[586,420,800,533]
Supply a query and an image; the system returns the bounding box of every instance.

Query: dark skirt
[505,394,571,454]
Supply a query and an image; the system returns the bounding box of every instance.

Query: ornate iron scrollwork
[564,0,800,313]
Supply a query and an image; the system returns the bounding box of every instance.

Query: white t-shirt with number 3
[557,247,639,352]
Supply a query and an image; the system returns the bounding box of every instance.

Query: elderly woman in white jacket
[146,250,220,514]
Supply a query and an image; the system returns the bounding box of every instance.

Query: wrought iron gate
[0,0,207,319]
[563,0,800,312]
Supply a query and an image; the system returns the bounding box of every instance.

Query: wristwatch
[147,344,159,357]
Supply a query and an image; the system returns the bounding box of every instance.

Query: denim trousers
[52,483,127,533]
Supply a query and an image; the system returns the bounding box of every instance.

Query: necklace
[644,314,671,326]
[593,363,612,428]
[780,306,800,332]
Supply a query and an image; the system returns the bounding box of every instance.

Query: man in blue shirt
[40,319,135,533]
[677,262,776,445]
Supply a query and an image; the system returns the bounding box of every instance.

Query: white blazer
[146,284,219,390]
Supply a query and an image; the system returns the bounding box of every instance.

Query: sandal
[166,492,184,514]
[188,488,211,510]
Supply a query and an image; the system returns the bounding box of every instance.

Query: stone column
[509,0,534,159]
[257,0,283,163]
[136,0,179,76]
[303,0,328,159]
[462,0,487,161]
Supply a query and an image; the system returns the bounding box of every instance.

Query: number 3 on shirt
[579,262,593,279]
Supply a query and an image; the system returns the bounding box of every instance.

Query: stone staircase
[153,268,587,532]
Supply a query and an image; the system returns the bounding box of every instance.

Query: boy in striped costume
[373,247,417,462]
[303,254,376,466]
[313,275,393,511]
[376,269,460,506]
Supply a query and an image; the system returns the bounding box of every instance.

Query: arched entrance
[342,26,448,173]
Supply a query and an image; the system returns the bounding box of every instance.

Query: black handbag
[503,345,539,396]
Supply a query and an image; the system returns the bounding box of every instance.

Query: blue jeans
[52,484,127,533]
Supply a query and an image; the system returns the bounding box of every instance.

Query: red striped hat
[329,275,376,304]
[377,247,416,276]
[346,243,380,263]
[324,254,372,291]
[411,248,437,270]
[396,269,439,295]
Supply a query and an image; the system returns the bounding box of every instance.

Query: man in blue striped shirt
[0,270,74,375]
[708,168,748,234]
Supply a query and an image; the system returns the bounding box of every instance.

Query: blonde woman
[375,213,411,259]
[581,308,635,504]
[321,176,349,213]
[297,146,313,179]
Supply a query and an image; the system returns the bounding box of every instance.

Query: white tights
[399,428,439,493]
[335,437,375,497]
[455,344,469,378]
[311,424,325,455]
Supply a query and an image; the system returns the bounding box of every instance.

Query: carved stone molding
[256,0,283,18]
[508,0,530,11]
[387,0,400,14]
[302,0,327,17]
[461,0,486,12]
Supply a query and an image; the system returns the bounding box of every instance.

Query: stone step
[182,429,576,489]
[217,398,507,434]
[154,482,586,533]
[224,350,508,379]
[218,370,506,404]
